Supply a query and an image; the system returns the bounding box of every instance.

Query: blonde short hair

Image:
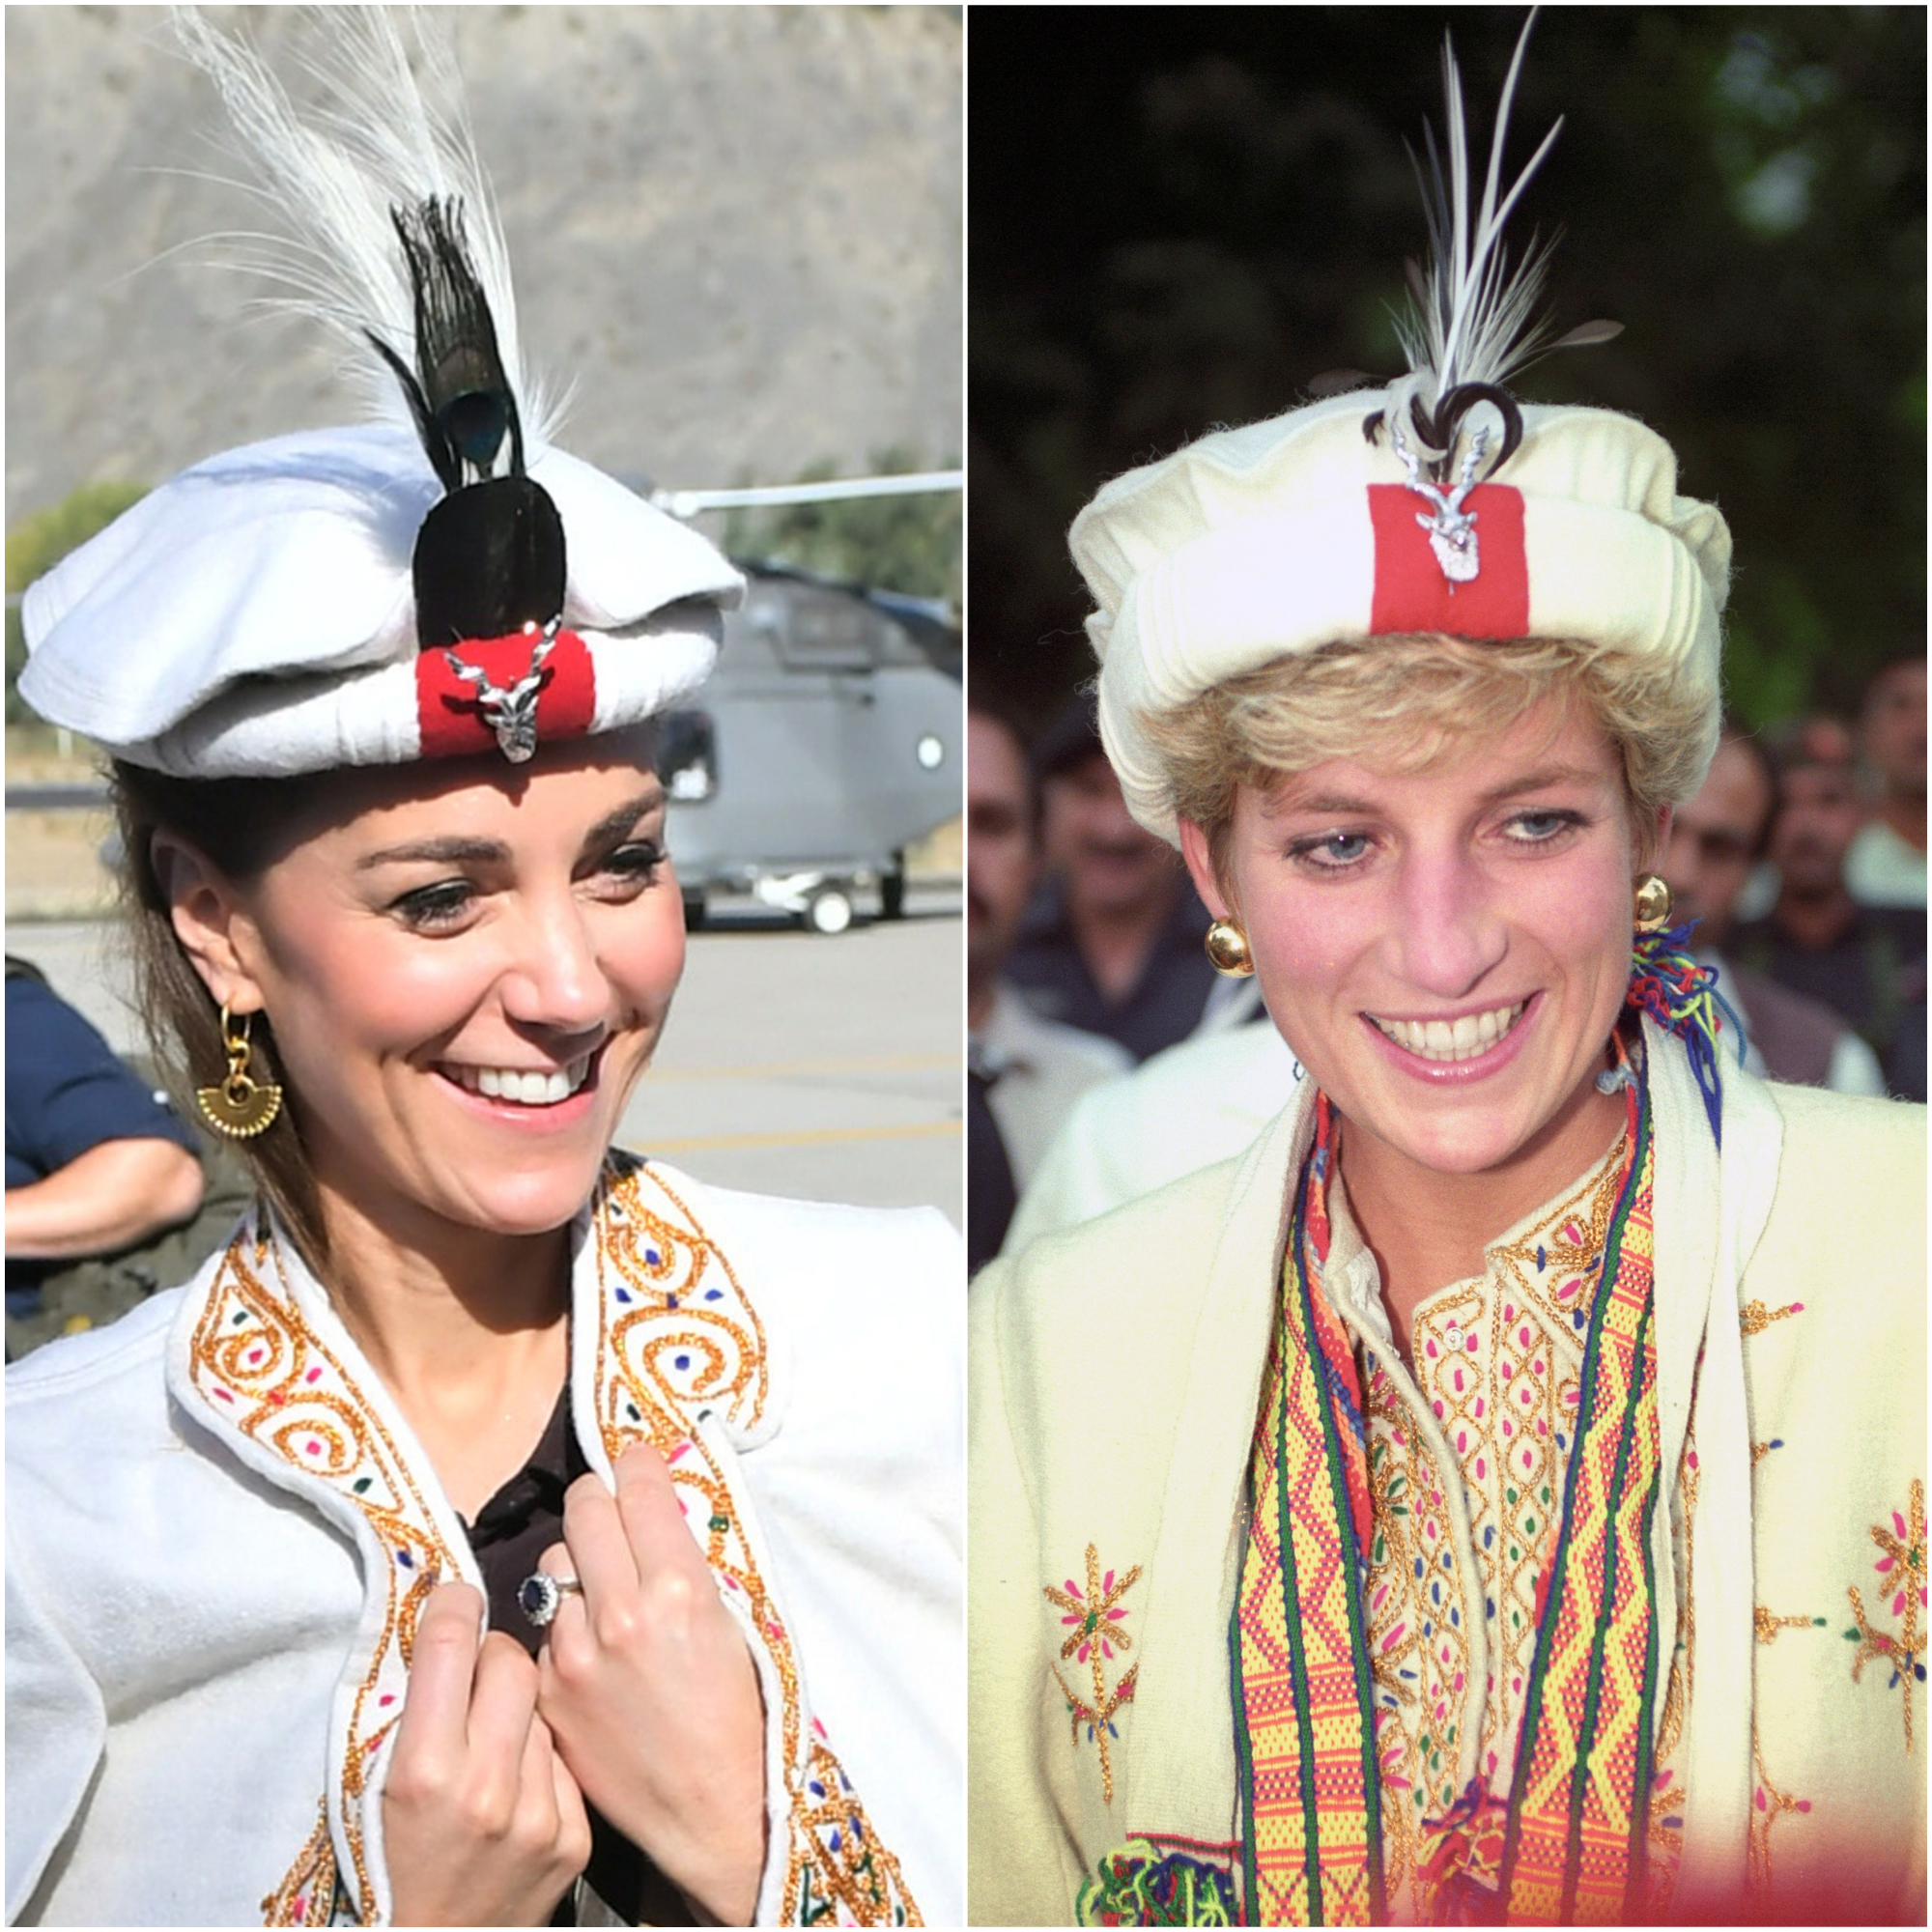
[1138,633,1717,881]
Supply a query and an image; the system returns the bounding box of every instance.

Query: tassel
[1625,921,1735,1146]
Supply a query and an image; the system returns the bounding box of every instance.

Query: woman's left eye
[1503,810,1584,844]
[596,840,666,889]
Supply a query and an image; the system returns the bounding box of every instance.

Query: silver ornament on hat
[1389,418,1491,583]
[1366,8,1624,584]
[445,627,558,765]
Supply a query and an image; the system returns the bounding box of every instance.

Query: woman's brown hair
[110,762,332,1267]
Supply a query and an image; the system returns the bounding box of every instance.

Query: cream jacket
[10,1159,963,1927]
[971,1050,1924,1923]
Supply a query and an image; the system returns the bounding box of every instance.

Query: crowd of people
[970,656,1926,1266]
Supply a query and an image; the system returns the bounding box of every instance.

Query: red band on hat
[1368,482,1528,638]
[415,628,597,759]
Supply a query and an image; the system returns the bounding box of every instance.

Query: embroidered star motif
[1845,1479,1927,1752]
[1045,1545,1143,1804]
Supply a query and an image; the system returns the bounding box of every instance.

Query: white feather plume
[168,5,562,446]
[1383,9,1561,461]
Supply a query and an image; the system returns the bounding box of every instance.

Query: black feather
[366,329,458,493]
[371,193,568,647]
[413,478,566,648]
[387,197,524,485]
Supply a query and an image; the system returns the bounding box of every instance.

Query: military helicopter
[649,471,961,935]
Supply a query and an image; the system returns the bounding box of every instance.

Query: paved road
[10,892,963,1228]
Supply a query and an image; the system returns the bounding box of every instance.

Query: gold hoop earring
[1205,918,1254,978]
[196,1005,284,1139]
[1634,873,1673,934]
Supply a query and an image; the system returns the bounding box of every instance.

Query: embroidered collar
[166,1155,919,1927]
[1317,1121,1631,1362]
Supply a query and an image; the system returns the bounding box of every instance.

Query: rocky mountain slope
[5,6,961,522]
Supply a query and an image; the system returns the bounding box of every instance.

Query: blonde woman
[969,23,1923,1926]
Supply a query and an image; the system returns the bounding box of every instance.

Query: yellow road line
[639,1120,962,1154]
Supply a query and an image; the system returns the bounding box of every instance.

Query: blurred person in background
[5,957,207,1351]
[1001,1012,1301,1255]
[1004,693,1232,1062]
[967,703,1128,1267]
[1659,724,1888,1094]
[1732,716,1924,1089]
[1846,655,1927,909]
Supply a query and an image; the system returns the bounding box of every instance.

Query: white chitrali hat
[1069,15,1732,845]
[17,10,743,781]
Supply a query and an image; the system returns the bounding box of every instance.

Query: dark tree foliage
[970,6,1925,732]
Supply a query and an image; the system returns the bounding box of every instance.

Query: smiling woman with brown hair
[5,13,958,1927]
[969,18,1923,1926]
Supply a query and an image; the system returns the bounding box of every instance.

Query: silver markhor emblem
[1390,420,1491,584]
[443,627,557,763]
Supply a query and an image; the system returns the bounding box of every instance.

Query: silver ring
[518,1571,583,1628]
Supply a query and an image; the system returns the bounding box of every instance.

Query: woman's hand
[384,1581,592,1926]
[535,1442,768,1925]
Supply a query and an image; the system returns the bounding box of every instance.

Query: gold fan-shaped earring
[1205,918,1254,978]
[1634,873,1673,934]
[197,1005,284,1139]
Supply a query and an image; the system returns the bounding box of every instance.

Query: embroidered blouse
[7,1157,962,1927]
[1312,1124,1688,1918]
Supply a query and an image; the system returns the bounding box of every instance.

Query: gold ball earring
[196,1004,285,1139]
[1634,873,1673,934]
[1204,918,1255,978]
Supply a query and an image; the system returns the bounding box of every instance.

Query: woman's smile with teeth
[1369,1000,1528,1062]
[442,1060,592,1105]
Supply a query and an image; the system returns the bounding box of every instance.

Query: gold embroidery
[1740,1298,1804,1338]
[1043,1544,1143,1805]
[259,1799,339,1926]
[1050,1664,1140,1807]
[1746,1722,1811,1906]
[594,1163,920,1924]
[1845,1478,1926,1753]
[192,1159,920,1929]
[1753,1605,1823,1644]
[187,1230,460,1922]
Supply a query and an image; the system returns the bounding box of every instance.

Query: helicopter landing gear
[805,885,856,936]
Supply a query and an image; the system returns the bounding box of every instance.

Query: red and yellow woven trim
[1233,1095,1382,1925]
[1500,1076,1662,1921]
[1233,1068,1661,1925]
